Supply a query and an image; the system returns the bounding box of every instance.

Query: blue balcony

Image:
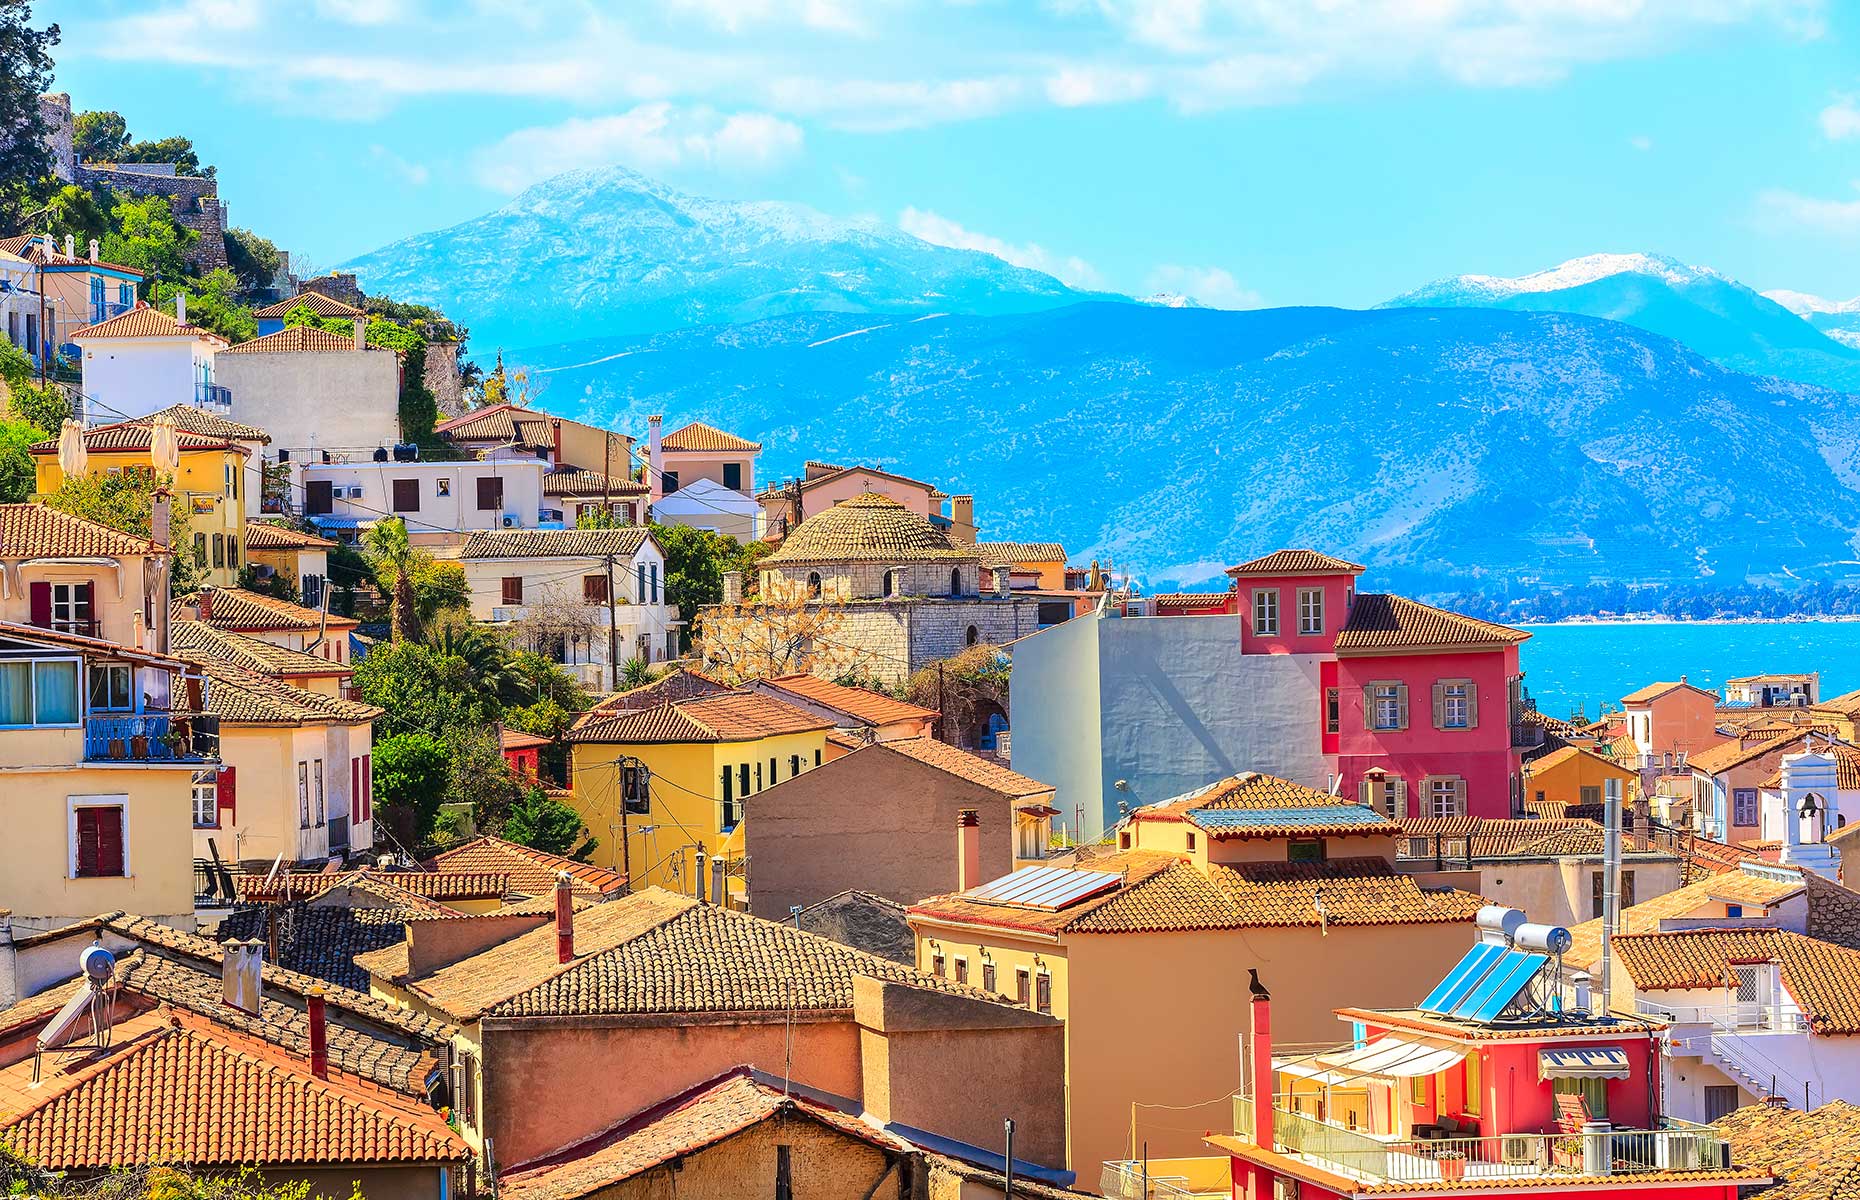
[195,382,232,413]
[84,713,219,763]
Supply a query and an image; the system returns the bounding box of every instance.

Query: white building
[293,457,547,548]
[0,249,38,363]
[454,527,679,688]
[1757,746,1858,875]
[70,299,227,424]
[215,323,402,463]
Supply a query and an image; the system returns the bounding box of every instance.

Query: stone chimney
[711,856,727,910]
[307,986,328,1079]
[88,238,98,263]
[175,292,188,327]
[647,415,664,505]
[196,588,213,622]
[957,809,981,892]
[554,872,575,964]
[722,570,743,605]
[949,495,976,543]
[991,565,1011,597]
[353,317,368,351]
[221,938,263,1014]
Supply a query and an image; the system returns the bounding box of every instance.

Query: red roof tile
[69,304,225,345]
[1336,593,1529,653]
[0,502,167,557]
[1225,549,1365,576]
[425,835,627,899]
[761,673,939,726]
[659,422,760,453]
[567,691,832,745]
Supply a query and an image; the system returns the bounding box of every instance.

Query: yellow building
[977,542,1070,591]
[908,772,1486,1176]
[1521,743,1638,813]
[1813,688,1860,742]
[565,690,833,899]
[243,521,336,609]
[31,406,270,589]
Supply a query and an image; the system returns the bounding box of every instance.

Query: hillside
[510,303,1860,596]
[339,166,1101,352]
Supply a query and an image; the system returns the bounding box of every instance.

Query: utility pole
[604,552,620,692]
[936,661,946,744]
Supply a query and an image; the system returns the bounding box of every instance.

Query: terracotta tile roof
[1526,744,1636,777]
[1613,929,1860,1034]
[253,290,365,318]
[395,888,985,1022]
[124,403,273,443]
[458,528,653,559]
[1621,680,1709,704]
[0,1011,468,1169]
[69,303,225,345]
[761,673,939,726]
[435,403,535,441]
[975,542,1067,565]
[868,736,1051,797]
[244,520,336,550]
[0,502,165,557]
[425,834,628,899]
[659,421,760,453]
[1688,734,1797,776]
[1564,865,1810,969]
[1518,707,1585,738]
[1757,741,1860,791]
[1717,1099,1860,1200]
[0,619,186,669]
[763,492,976,564]
[236,868,508,906]
[501,727,552,751]
[583,667,732,721]
[1153,590,1236,613]
[221,325,368,354]
[502,1070,914,1199]
[1141,773,1400,839]
[182,586,359,632]
[1336,593,1529,653]
[1225,548,1366,576]
[567,690,833,745]
[545,466,648,498]
[184,654,381,726]
[171,620,351,678]
[29,422,245,455]
[216,903,435,992]
[1816,689,1860,719]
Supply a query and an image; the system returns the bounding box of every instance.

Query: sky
[42,0,1860,309]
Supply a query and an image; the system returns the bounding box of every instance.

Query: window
[211,534,225,569]
[502,577,524,606]
[722,462,742,490]
[1325,688,1340,734]
[224,461,237,500]
[305,480,333,516]
[477,476,504,510]
[790,754,801,776]
[1016,968,1031,1006]
[651,563,660,603]
[1186,831,1197,852]
[954,957,969,984]
[1733,789,1759,827]
[883,570,896,597]
[391,479,420,512]
[1254,589,1280,636]
[298,762,310,828]
[194,533,208,566]
[226,538,238,569]
[1580,785,1601,807]
[1119,831,1132,850]
[1297,587,1324,635]
[1288,839,1325,862]
[807,572,822,599]
[983,961,997,992]
[637,563,647,601]
[1369,682,1408,731]
[1410,1075,1433,1107]
[436,477,452,497]
[814,749,821,766]
[1428,777,1464,819]
[583,574,608,603]
[966,625,980,646]
[721,766,737,829]
[1036,971,1052,1013]
[1365,777,1405,818]
[1588,871,1638,918]
[1463,1052,1482,1116]
[89,663,132,711]
[661,470,680,493]
[1038,601,1070,626]
[932,951,946,977]
[1704,1086,1740,1122]
[1553,1076,1607,1119]
[769,756,778,785]
[313,760,325,824]
[459,1052,479,1128]
[192,774,218,828]
[73,804,125,878]
[739,763,750,798]
[47,582,93,636]
[118,282,133,309]
[0,660,80,726]
[950,568,963,596]
[1437,680,1474,729]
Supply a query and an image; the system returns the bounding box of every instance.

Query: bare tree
[694,576,877,684]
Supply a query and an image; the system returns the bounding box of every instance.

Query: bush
[371,732,451,846]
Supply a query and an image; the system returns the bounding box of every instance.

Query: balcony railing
[1229,1100,1729,1183]
[1099,1162,1206,1199]
[33,617,102,640]
[85,713,219,762]
[195,382,232,413]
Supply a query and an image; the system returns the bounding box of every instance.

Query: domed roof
[764,493,978,565]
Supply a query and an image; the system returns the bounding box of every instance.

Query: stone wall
[76,164,228,272]
[764,559,985,602]
[303,273,365,306]
[38,94,73,181]
[423,340,467,418]
[905,597,1039,670]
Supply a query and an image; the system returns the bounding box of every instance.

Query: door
[305,480,334,516]
[1703,1085,1739,1122]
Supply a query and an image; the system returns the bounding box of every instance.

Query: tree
[361,516,422,640]
[652,523,769,648]
[619,656,664,689]
[503,785,595,859]
[350,640,488,739]
[504,693,579,783]
[119,132,214,179]
[0,338,69,428]
[224,226,283,294]
[371,731,451,845]
[39,181,107,248]
[73,109,128,161]
[99,191,196,284]
[156,268,255,342]
[0,3,58,229]
[693,576,878,684]
[427,616,529,708]
[905,642,1010,748]
[411,556,469,624]
[41,466,198,590]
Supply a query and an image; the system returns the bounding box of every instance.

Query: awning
[1539,1046,1631,1080]
[1315,1035,1469,1080]
[1276,1059,1372,1089]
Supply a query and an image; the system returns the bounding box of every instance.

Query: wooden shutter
[1454,777,1468,817]
[477,476,503,511]
[362,755,373,821]
[1396,684,1410,730]
[29,582,49,628]
[583,574,607,603]
[75,807,100,876]
[1362,686,1375,730]
[76,807,123,878]
[1394,779,1408,818]
[502,576,524,605]
[1358,778,1373,807]
[1432,682,1446,729]
[392,479,420,512]
[217,766,237,825]
[1465,683,1480,728]
[351,758,362,823]
[76,582,94,626]
[306,480,333,516]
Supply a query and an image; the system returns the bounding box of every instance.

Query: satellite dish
[79,944,115,982]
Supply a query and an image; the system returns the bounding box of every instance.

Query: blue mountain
[512,303,1860,596]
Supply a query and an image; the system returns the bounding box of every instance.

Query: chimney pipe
[695,851,708,902]
[197,588,213,622]
[175,292,187,327]
[554,872,575,964]
[62,234,74,260]
[88,239,98,263]
[1249,974,1274,1148]
[957,808,981,893]
[307,986,328,1079]
[950,495,975,543]
[711,855,726,911]
[722,570,743,605]
[353,317,368,352]
[647,415,664,505]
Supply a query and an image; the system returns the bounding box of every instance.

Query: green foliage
[904,642,1010,748]
[73,110,128,162]
[361,516,422,640]
[40,467,198,591]
[504,785,595,859]
[447,726,528,834]
[412,558,469,624]
[236,563,300,604]
[0,418,41,504]
[99,191,195,284]
[155,269,254,342]
[0,339,69,429]
[0,4,58,229]
[509,649,593,710]
[426,617,529,707]
[619,656,664,689]
[38,182,107,247]
[324,540,373,617]
[350,640,488,738]
[223,227,283,295]
[371,731,451,845]
[119,134,214,180]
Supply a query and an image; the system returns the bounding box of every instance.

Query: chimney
[1571,970,1593,1013]
[711,856,726,910]
[647,415,664,504]
[0,909,15,1012]
[957,809,981,892]
[221,938,263,1015]
[1249,974,1274,1148]
[307,986,328,1079]
[950,495,975,543]
[554,872,575,964]
[62,234,74,260]
[353,317,368,351]
[175,292,187,327]
[87,239,98,263]
[197,588,213,621]
[722,570,743,605]
[552,418,563,464]
[992,564,1011,597]
[695,851,709,902]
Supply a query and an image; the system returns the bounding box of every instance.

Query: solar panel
[1450,950,1548,1022]
[1186,805,1393,830]
[1416,942,1507,1015]
[966,865,1123,910]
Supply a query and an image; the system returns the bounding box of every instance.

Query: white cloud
[1629,134,1654,151]
[1756,183,1860,237]
[766,76,1025,131]
[1144,264,1261,309]
[1045,65,1153,107]
[369,144,430,186]
[472,104,805,193]
[1821,97,1860,140]
[313,0,410,24]
[668,0,873,35]
[898,207,1104,289]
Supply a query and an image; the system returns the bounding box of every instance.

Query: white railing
[1099,1162,1201,1199]
[1640,999,1823,1107]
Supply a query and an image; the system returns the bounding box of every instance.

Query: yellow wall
[247,546,328,596]
[569,727,829,896]
[37,446,248,588]
[1522,750,1635,812]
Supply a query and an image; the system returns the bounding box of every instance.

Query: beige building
[243,521,335,609]
[645,417,761,540]
[759,460,977,543]
[296,457,548,548]
[216,323,403,462]
[436,404,645,526]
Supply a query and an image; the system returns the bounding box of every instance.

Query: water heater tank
[1513,923,1573,955]
[1474,905,1526,945]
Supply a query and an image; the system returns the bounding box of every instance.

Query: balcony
[194,382,232,413]
[84,713,219,763]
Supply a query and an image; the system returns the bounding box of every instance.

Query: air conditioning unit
[1501,1135,1540,1165]
[501,514,519,528]
[347,486,364,499]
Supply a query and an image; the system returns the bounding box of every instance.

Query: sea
[1519,621,1860,721]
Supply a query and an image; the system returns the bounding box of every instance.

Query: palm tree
[429,620,531,707]
[361,517,421,641]
[619,656,664,689]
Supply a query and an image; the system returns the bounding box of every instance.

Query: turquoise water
[1519,621,1860,721]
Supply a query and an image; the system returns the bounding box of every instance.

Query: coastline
[1517,614,1860,627]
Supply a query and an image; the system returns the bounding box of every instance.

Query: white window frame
[1429,777,1462,819]
[1372,683,1404,732]
[298,761,311,828]
[1442,681,1471,729]
[50,584,91,634]
[0,655,84,729]
[1253,589,1279,636]
[1297,587,1325,636]
[314,759,325,824]
[192,773,218,828]
[67,794,130,879]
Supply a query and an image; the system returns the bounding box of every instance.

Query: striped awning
[1539,1046,1631,1080]
[1314,1035,1469,1080]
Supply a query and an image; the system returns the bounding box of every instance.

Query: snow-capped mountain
[1139,292,1205,309]
[1764,290,1860,350]
[340,166,1104,352]
[1385,252,1860,392]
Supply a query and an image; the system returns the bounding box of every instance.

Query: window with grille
[192,775,218,828]
[1441,681,1471,728]
[1371,683,1406,731]
[1326,688,1340,734]
[1254,589,1279,636]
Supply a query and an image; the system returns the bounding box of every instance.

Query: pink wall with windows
[1236,572,1360,655]
[1335,646,1521,819]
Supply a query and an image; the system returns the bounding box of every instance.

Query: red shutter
[76,582,94,631]
[217,766,237,825]
[362,755,373,821]
[29,582,50,628]
[96,809,124,877]
[75,808,99,876]
[351,758,361,823]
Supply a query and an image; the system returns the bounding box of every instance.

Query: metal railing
[1099,1162,1202,1199]
[195,382,232,412]
[85,713,218,762]
[1640,999,1824,1107]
